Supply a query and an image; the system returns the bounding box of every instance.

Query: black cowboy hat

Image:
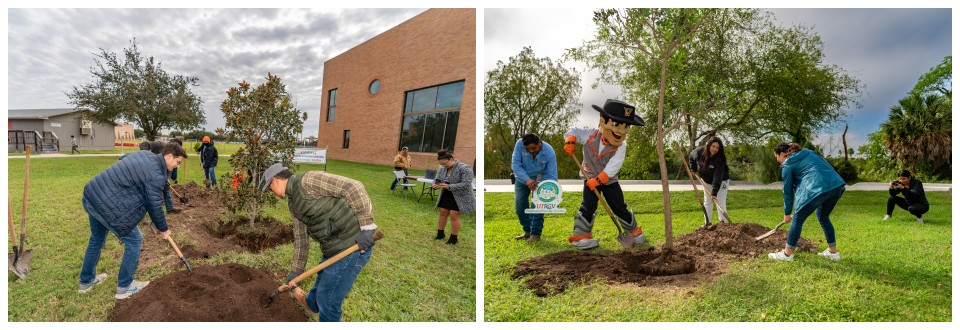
[592,99,644,126]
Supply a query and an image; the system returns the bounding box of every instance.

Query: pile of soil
[135,182,293,270]
[512,222,817,296]
[109,263,309,322]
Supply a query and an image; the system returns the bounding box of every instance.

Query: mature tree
[881,93,951,178]
[568,8,717,250]
[484,46,582,149]
[217,73,306,224]
[67,39,205,141]
[911,56,951,98]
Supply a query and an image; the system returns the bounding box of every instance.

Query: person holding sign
[511,133,558,244]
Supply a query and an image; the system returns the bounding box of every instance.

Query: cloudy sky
[484,8,952,155]
[7,8,426,138]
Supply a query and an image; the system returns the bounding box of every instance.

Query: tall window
[326,89,337,122]
[399,80,464,153]
[342,130,350,149]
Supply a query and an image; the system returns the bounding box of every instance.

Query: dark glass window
[398,80,464,153]
[342,130,350,149]
[326,89,337,122]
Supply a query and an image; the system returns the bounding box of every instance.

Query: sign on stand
[293,148,327,171]
[524,180,566,214]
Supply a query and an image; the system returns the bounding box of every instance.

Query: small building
[317,8,476,171]
[8,108,116,152]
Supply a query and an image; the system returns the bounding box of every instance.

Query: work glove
[357,229,376,252]
[586,178,601,191]
[564,136,576,157]
[284,271,300,285]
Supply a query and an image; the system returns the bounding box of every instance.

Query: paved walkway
[483,179,952,193]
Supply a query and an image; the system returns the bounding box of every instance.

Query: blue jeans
[80,200,144,290]
[786,186,844,249]
[305,247,373,322]
[204,167,217,188]
[515,181,544,236]
[390,168,409,190]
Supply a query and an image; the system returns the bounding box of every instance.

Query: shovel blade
[616,233,634,250]
[181,257,193,274]
[8,249,33,278]
[755,221,786,241]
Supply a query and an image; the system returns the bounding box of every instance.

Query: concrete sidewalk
[482,179,952,193]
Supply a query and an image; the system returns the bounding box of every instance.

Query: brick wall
[317,8,476,172]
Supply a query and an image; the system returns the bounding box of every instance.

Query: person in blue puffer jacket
[768,143,846,262]
[78,143,187,299]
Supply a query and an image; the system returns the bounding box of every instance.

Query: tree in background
[217,73,306,224]
[881,93,951,179]
[484,46,582,178]
[67,39,205,141]
[911,56,951,99]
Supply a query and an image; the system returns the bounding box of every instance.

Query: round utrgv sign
[525,180,566,214]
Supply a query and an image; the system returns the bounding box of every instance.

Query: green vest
[286,173,360,258]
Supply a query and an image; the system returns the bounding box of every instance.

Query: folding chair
[417,169,438,202]
[393,170,416,198]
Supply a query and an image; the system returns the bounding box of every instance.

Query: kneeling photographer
[884,169,929,224]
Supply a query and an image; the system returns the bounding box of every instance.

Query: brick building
[317,8,476,171]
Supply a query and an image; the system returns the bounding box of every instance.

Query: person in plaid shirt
[261,163,377,322]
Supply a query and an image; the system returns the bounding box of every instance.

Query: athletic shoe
[571,238,599,250]
[78,273,108,293]
[817,248,841,261]
[768,250,793,261]
[115,280,150,299]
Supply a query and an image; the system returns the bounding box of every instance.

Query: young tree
[568,8,717,249]
[217,73,306,224]
[67,39,205,141]
[484,46,582,150]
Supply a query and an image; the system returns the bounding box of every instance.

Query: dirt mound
[109,263,309,322]
[135,181,293,270]
[513,222,817,296]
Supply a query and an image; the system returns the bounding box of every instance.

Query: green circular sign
[536,181,560,203]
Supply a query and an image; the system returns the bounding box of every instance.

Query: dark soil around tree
[135,182,293,270]
[512,222,818,297]
[108,263,309,322]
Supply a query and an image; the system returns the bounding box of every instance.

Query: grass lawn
[7,156,475,321]
[484,189,951,321]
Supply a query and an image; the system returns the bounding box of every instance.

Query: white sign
[50,123,61,128]
[293,148,327,164]
[524,180,566,214]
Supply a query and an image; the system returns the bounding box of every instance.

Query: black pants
[71,145,79,154]
[576,182,636,232]
[887,196,929,217]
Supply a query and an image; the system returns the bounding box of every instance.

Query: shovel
[695,174,734,224]
[675,143,712,227]
[9,146,34,278]
[165,236,193,274]
[569,154,634,250]
[755,221,787,241]
[169,182,189,204]
[262,231,384,308]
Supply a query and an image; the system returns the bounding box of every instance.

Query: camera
[892,180,903,187]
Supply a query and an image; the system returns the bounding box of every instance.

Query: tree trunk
[842,123,849,161]
[658,57,674,250]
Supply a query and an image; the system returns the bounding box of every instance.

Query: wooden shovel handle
[570,153,617,223]
[284,231,384,289]
[20,146,30,241]
[166,236,185,259]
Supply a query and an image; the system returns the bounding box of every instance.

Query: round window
[369,80,381,95]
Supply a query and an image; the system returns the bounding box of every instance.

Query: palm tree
[881,93,951,178]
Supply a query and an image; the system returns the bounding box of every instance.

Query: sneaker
[78,273,108,293]
[768,250,793,261]
[571,238,599,250]
[633,233,645,246]
[514,233,531,240]
[818,249,841,261]
[917,217,925,224]
[115,280,150,299]
[526,235,540,244]
[882,215,891,221]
